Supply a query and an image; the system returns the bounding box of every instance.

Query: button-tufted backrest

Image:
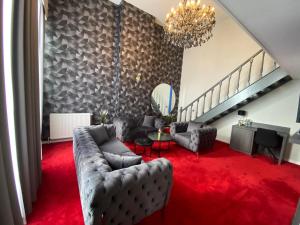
[73,127,112,224]
[73,126,173,225]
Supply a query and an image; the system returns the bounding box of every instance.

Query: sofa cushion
[142,115,155,127]
[175,132,191,148]
[89,125,110,146]
[103,152,142,170]
[100,138,133,155]
[73,126,174,225]
[187,122,203,132]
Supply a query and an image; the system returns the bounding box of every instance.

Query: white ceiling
[124,0,228,24]
[217,0,300,78]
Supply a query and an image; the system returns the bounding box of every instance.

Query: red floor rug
[27,141,300,225]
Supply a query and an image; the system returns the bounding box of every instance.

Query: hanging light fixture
[164,0,216,48]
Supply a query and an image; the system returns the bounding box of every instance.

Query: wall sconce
[136,73,141,83]
[238,110,246,116]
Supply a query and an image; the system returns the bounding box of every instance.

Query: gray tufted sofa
[113,117,165,142]
[170,122,217,154]
[73,125,173,225]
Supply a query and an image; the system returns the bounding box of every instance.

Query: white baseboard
[285,158,300,166]
[42,138,72,144]
[216,138,230,144]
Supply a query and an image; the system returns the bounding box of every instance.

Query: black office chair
[254,128,282,163]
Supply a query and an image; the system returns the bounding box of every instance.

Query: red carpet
[27,141,300,225]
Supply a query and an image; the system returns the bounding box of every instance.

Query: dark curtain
[12,0,42,214]
[0,1,24,224]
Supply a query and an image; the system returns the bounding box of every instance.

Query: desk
[292,198,300,225]
[230,122,290,164]
[290,131,300,145]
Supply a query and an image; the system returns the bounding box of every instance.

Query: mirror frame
[151,83,176,116]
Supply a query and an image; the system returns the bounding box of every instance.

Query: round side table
[134,137,153,155]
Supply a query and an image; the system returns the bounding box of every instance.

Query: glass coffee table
[147,132,172,157]
[134,137,153,155]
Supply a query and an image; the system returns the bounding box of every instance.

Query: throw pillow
[142,115,155,128]
[102,152,142,170]
[89,125,110,146]
[187,122,203,132]
[154,118,165,129]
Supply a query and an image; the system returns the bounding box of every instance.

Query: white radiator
[50,113,91,140]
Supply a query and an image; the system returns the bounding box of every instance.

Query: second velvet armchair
[170,122,217,154]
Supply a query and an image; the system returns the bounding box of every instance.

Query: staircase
[179,49,292,124]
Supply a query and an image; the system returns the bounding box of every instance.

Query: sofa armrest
[113,118,131,142]
[170,122,188,138]
[103,124,116,139]
[87,158,173,225]
[136,117,144,127]
[189,127,217,151]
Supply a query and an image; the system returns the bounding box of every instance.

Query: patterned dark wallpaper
[42,0,183,139]
[118,2,183,119]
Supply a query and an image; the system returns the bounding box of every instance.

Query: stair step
[186,68,291,125]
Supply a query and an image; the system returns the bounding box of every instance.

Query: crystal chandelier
[164,0,216,48]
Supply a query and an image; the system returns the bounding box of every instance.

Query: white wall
[212,80,300,164]
[179,17,262,109]
[179,13,300,165]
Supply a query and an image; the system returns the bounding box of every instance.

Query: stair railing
[179,49,278,122]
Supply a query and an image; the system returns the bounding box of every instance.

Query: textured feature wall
[43,0,183,139]
[119,2,183,119]
[43,0,117,138]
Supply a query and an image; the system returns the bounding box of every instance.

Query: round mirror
[151,83,176,116]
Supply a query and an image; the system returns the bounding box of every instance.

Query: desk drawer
[230,126,254,155]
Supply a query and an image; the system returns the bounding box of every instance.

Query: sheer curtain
[1,0,25,224]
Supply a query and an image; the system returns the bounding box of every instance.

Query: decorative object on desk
[164,0,216,48]
[239,118,252,127]
[245,119,252,127]
[238,120,243,126]
[151,83,176,116]
[238,110,247,126]
[99,110,108,124]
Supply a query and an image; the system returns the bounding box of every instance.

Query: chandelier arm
[164,2,216,48]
